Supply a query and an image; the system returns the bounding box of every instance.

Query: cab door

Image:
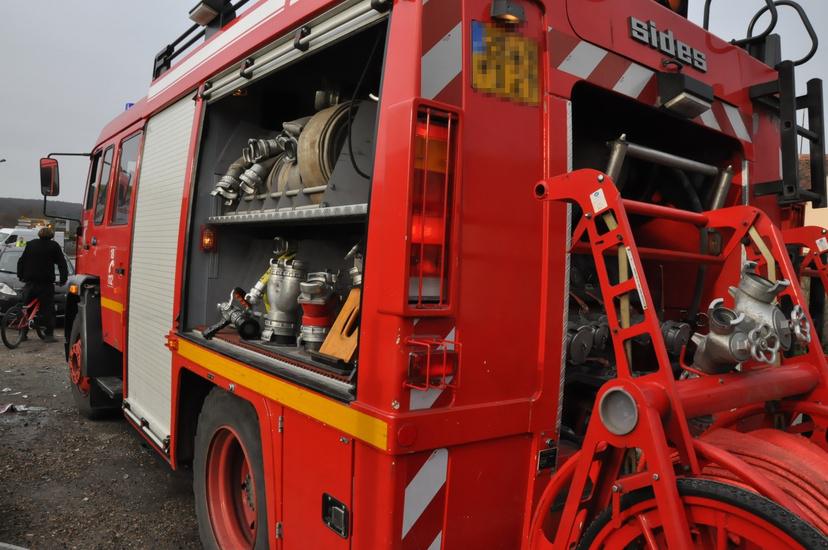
[81,123,145,350]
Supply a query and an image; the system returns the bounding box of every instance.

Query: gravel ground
[0,330,200,549]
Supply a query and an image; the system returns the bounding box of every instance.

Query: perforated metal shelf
[207,203,368,225]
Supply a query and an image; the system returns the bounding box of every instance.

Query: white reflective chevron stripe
[422,22,463,99]
[699,109,721,131]
[557,41,607,79]
[612,63,654,98]
[402,448,448,538]
[723,103,752,142]
[427,532,443,550]
[410,376,454,410]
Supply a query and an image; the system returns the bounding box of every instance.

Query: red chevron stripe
[422,0,462,54]
[402,485,446,549]
[405,450,437,484]
[636,75,658,104]
[548,29,581,68]
[434,72,463,107]
[712,101,735,137]
[588,53,632,90]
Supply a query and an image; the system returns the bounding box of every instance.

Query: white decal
[589,188,608,214]
[626,246,647,310]
[107,248,116,287]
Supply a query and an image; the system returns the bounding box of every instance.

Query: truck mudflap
[63,274,98,359]
[64,275,120,379]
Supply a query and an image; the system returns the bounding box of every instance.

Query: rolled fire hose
[211,155,251,204]
[298,101,356,190]
[240,155,280,196]
[278,160,303,195]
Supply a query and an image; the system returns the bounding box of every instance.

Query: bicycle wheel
[1,306,26,349]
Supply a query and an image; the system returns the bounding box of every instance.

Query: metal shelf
[208,203,368,225]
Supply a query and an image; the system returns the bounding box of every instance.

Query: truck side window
[94,146,115,225]
[84,151,102,211]
[111,132,142,225]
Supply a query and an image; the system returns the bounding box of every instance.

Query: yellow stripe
[177,339,388,450]
[101,297,124,314]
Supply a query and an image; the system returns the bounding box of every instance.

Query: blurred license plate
[471,21,539,105]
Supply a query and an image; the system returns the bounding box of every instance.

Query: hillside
[0,197,82,228]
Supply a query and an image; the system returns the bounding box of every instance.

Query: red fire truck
[36,0,828,547]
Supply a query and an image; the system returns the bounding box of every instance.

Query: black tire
[68,315,117,419]
[194,388,269,550]
[578,477,828,549]
[1,306,25,349]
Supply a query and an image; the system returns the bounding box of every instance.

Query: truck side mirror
[40,157,60,197]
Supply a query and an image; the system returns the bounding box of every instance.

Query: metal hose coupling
[690,263,811,373]
[261,258,307,344]
[245,270,270,307]
[298,272,338,351]
[239,156,280,196]
[211,156,251,205]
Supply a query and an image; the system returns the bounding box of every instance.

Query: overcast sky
[0,0,826,204]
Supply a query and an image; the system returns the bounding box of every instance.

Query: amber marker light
[200,225,217,252]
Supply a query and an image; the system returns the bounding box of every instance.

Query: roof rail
[152,0,252,81]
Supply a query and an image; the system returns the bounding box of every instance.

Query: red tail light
[408,106,458,308]
[405,336,460,391]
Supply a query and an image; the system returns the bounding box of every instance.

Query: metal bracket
[293,26,311,52]
[537,446,557,472]
[239,57,254,79]
[371,0,392,13]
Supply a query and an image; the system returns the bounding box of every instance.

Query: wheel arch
[64,273,99,354]
[174,367,216,468]
[67,278,121,378]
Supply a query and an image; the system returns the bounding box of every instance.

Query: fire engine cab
[37,0,828,547]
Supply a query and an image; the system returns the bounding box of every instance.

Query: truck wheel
[577,477,827,549]
[194,388,268,550]
[68,315,117,419]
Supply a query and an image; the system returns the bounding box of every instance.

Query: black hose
[346,32,383,179]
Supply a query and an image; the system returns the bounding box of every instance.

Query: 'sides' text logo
[629,17,707,73]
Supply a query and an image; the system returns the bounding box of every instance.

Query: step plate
[95,376,124,401]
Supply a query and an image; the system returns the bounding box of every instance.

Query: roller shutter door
[126,95,196,445]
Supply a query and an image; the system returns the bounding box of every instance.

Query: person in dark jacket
[16,227,68,342]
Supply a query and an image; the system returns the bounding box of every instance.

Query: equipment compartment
[182,21,387,395]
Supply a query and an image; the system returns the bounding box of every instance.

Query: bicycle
[1,297,48,349]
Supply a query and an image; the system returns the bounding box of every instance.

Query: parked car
[0,246,74,317]
[0,227,65,250]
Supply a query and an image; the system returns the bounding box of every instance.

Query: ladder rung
[797,125,820,142]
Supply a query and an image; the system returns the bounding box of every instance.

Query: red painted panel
[282,409,353,549]
[564,0,777,100]
[76,121,145,351]
[443,435,531,547]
